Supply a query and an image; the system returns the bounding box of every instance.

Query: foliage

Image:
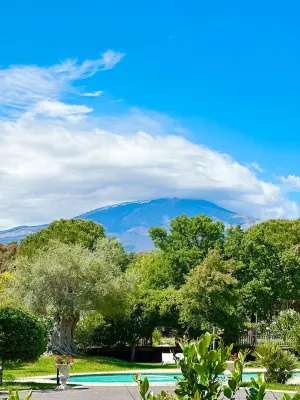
[255,342,297,384]
[0,308,45,364]
[126,251,171,289]
[232,220,300,318]
[14,239,132,353]
[136,332,247,400]
[19,218,105,257]
[149,214,225,287]
[0,272,14,307]
[245,375,266,400]
[0,243,18,272]
[0,389,32,400]
[271,309,300,340]
[135,374,176,400]
[175,333,244,399]
[0,307,45,383]
[179,249,242,342]
[152,330,163,347]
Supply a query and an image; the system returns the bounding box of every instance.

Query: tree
[126,251,171,290]
[179,249,242,342]
[19,219,105,258]
[0,308,45,383]
[0,272,14,307]
[0,242,18,272]
[149,214,225,287]
[233,220,300,319]
[14,239,132,354]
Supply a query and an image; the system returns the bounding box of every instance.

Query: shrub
[136,332,245,400]
[255,342,297,384]
[152,330,163,347]
[0,308,45,383]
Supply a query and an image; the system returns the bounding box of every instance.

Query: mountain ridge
[0,198,258,251]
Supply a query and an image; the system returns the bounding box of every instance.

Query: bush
[0,308,45,382]
[255,342,297,384]
[152,330,163,347]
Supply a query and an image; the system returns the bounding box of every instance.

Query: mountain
[0,198,257,251]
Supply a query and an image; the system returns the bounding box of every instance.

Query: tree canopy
[14,239,132,354]
[179,249,241,342]
[149,214,224,286]
[19,218,105,258]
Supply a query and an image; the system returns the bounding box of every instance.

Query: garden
[2,216,300,398]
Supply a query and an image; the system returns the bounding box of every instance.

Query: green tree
[19,219,105,258]
[0,308,45,384]
[14,239,132,354]
[179,249,242,342]
[126,251,171,290]
[235,220,300,318]
[149,214,225,287]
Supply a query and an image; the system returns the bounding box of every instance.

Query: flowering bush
[55,355,74,366]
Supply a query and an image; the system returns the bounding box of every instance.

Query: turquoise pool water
[64,372,264,384]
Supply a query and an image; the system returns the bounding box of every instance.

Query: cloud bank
[0,52,297,229]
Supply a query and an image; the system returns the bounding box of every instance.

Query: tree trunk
[130,343,136,362]
[47,313,79,354]
[0,362,3,385]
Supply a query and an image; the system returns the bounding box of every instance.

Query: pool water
[64,372,264,384]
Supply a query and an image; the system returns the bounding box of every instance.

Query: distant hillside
[0,198,258,251]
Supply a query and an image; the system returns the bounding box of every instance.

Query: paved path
[0,387,289,400]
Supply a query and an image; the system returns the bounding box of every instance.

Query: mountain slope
[0,198,257,251]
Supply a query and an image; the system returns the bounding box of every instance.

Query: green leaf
[258,382,266,400]
[194,363,206,375]
[141,377,149,395]
[208,350,217,363]
[281,395,292,400]
[215,362,227,375]
[198,340,207,357]
[203,332,212,347]
[188,344,195,358]
[234,359,243,374]
[228,379,237,392]
[223,386,232,399]
[194,391,201,400]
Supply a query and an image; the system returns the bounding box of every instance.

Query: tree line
[1,215,300,360]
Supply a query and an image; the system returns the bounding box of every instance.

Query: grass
[0,382,58,391]
[3,355,176,381]
[241,382,300,392]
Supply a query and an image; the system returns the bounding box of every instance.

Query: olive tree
[0,308,45,383]
[14,238,132,354]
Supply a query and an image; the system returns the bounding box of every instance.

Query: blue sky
[0,0,299,228]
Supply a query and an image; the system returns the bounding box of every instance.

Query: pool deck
[0,387,295,400]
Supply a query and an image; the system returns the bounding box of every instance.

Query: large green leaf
[228,379,237,392]
[194,363,206,375]
[223,386,232,399]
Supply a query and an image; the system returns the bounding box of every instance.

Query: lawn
[4,355,176,381]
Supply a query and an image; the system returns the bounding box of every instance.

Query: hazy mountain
[0,198,257,251]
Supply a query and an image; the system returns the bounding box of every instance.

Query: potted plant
[55,355,74,390]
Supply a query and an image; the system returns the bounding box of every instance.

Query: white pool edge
[16,368,300,387]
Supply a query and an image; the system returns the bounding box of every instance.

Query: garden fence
[237,334,294,347]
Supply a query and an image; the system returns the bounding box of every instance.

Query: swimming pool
[64,371,263,384]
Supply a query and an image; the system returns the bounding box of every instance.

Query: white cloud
[280,175,300,190]
[249,162,264,173]
[0,50,124,114]
[0,54,297,229]
[82,90,103,97]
